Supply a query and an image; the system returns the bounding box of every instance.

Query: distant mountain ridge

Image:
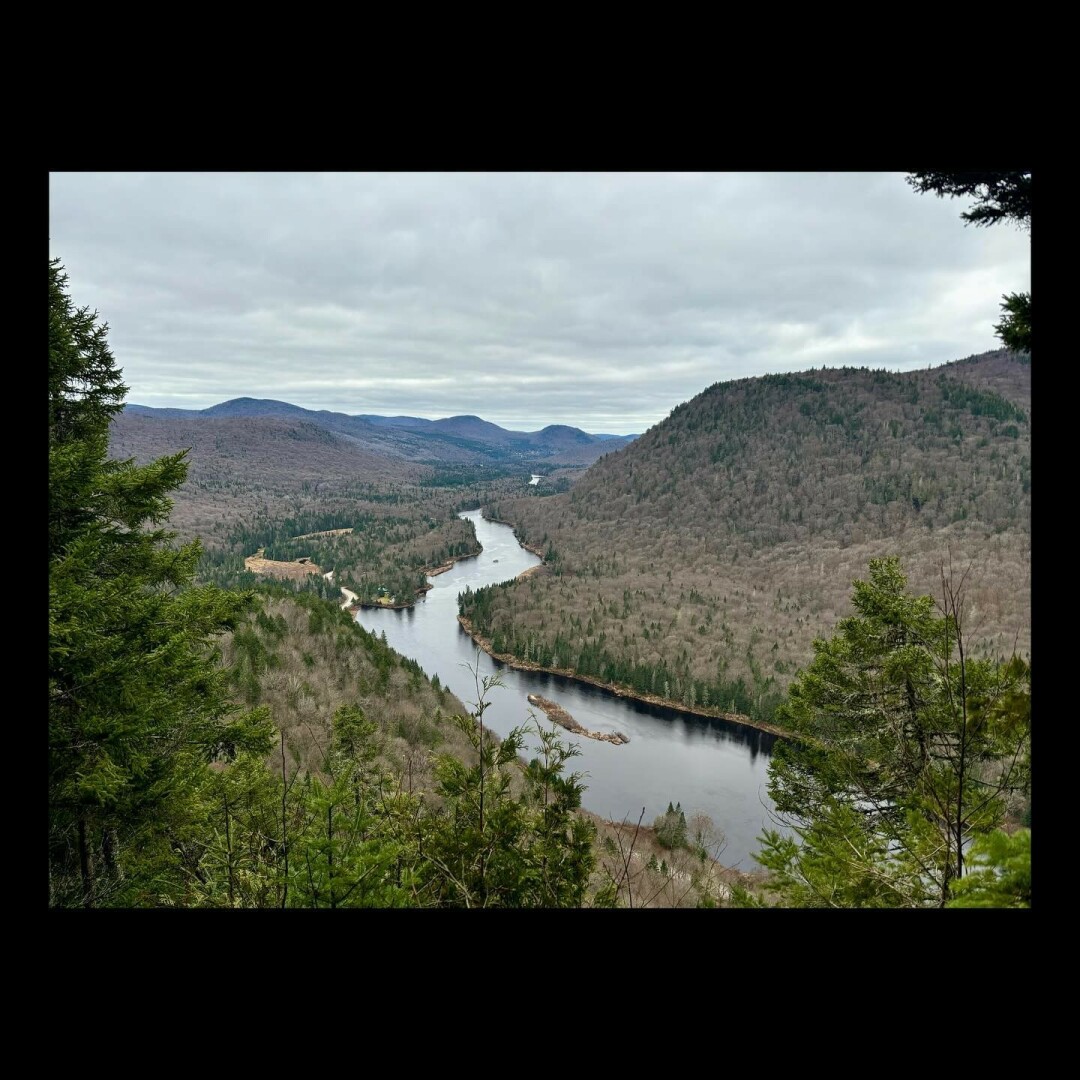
[124,399,637,465]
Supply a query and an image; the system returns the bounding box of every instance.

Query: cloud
[49,171,1030,433]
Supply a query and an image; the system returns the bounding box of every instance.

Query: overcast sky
[49,172,1030,434]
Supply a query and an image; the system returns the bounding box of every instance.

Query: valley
[52,171,1032,909]
[109,348,1030,736]
[103,348,1030,879]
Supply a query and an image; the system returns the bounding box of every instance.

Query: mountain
[108,413,423,541]
[125,399,637,466]
[124,404,203,420]
[462,349,1031,723]
[533,424,593,448]
[358,414,438,430]
[426,415,509,442]
[107,403,628,603]
[202,397,317,419]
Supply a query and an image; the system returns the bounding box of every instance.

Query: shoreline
[348,545,485,611]
[344,506,789,740]
[471,508,791,738]
[457,613,792,740]
[479,511,546,559]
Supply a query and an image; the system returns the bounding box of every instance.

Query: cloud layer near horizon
[49,172,1030,433]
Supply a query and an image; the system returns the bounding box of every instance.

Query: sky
[49,172,1030,434]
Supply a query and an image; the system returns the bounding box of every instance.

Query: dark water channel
[354,510,781,869]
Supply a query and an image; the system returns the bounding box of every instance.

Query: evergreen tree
[906,171,1031,353]
[757,557,1030,908]
[418,672,597,907]
[994,291,1032,353]
[946,828,1031,908]
[905,172,1030,230]
[48,258,272,907]
[653,801,689,850]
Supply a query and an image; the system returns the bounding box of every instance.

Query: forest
[50,255,1030,909]
[463,353,1031,728]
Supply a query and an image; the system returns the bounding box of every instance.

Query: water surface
[355,510,780,869]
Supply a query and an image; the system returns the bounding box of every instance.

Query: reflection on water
[355,510,782,869]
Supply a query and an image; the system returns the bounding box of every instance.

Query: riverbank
[421,544,485,582]
[355,508,783,870]
[457,614,792,740]
[580,810,767,906]
[479,511,545,559]
[349,545,485,610]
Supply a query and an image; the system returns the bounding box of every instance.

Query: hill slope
[109,413,425,542]
[461,350,1031,723]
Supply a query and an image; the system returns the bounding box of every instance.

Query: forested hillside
[216,586,746,908]
[463,350,1031,724]
[108,411,544,604]
[51,257,620,908]
[109,412,422,539]
[54,168,1031,909]
[221,587,471,780]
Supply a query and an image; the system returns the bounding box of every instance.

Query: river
[354,509,781,869]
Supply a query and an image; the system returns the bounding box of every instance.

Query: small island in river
[527,694,630,745]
